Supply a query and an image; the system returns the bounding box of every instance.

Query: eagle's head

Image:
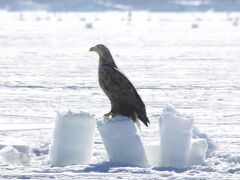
[89,44,116,66]
[89,44,110,57]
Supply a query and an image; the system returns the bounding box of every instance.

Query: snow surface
[49,111,96,166]
[0,8,240,180]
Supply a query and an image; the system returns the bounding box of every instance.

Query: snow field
[0,10,239,179]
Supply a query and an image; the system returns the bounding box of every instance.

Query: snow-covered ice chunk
[49,111,96,167]
[144,143,160,167]
[0,146,31,166]
[189,139,208,166]
[97,115,149,167]
[159,105,193,169]
[192,126,217,154]
[0,138,30,154]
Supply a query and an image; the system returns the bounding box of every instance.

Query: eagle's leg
[104,111,113,117]
[131,112,141,131]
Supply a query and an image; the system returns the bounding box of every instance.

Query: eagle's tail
[137,112,150,127]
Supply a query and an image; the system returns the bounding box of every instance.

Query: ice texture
[97,115,149,167]
[159,105,194,169]
[49,111,96,167]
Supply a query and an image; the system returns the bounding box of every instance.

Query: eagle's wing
[100,65,150,126]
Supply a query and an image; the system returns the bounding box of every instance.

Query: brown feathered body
[91,44,150,127]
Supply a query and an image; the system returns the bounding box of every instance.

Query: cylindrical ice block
[49,111,96,167]
[159,105,193,169]
[97,115,149,168]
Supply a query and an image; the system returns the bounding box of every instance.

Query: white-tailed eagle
[90,44,150,127]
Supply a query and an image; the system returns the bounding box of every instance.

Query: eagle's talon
[104,112,112,117]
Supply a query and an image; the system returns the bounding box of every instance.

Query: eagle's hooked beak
[89,47,95,52]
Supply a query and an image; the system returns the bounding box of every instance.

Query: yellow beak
[89,47,95,52]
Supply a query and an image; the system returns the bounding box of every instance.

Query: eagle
[89,44,150,127]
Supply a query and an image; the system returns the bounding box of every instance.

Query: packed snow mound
[49,111,96,167]
[97,116,149,168]
[0,146,31,166]
[158,105,208,169]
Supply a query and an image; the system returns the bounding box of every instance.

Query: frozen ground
[0,10,240,179]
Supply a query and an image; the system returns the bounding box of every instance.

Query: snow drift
[49,111,96,167]
[97,116,149,167]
